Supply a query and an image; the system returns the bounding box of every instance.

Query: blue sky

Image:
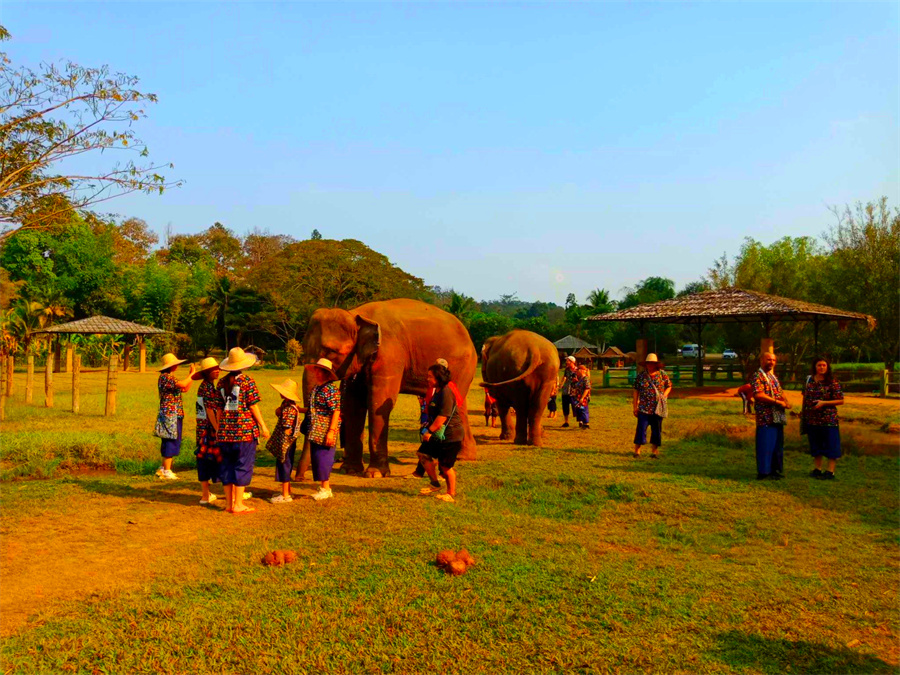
[4,2,898,304]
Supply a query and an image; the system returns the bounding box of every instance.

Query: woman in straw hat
[632,353,672,458]
[267,378,307,504]
[217,347,270,514]
[156,353,196,480]
[192,357,224,505]
[304,358,342,502]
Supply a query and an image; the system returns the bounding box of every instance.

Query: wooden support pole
[123,343,132,372]
[696,321,705,387]
[105,354,118,416]
[0,356,7,421]
[65,343,73,373]
[25,353,34,404]
[882,370,889,398]
[139,338,146,373]
[45,353,54,408]
[53,339,62,373]
[5,354,12,396]
[635,337,649,373]
[72,354,81,414]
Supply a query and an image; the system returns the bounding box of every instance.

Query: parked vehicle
[722,349,738,359]
[681,344,706,358]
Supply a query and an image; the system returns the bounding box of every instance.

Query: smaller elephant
[480,330,560,446]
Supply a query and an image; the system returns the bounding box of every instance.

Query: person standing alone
[560,356,578,427]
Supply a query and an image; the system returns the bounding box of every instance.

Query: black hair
[428,364,451,388]
[810,356,833,384]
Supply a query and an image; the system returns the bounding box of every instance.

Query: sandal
[419,485,441,495]
[231,506,256,515]
[435,494,456,503]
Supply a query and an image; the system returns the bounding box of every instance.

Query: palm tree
[447,292,477,326]
[203,276,233,350]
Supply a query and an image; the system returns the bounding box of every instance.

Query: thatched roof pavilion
[36,316,168,373]
[588,288,875,385]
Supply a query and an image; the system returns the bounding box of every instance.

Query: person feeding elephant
[417,363,463,503]
[304,358,342,502]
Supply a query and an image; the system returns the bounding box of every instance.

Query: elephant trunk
[480,355,541,388]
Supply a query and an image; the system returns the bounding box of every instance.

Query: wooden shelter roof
[600,346,627,358]
[572,346,601,358]
[553,335,599,350]
[35,316,169,336]
[588,288,875,327]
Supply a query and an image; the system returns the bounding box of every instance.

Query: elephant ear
[481,336,499,364]
[355,315,381,364]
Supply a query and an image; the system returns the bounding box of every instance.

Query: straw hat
[304,357,338,380]
[158,353,188,372]
[219,347,258,372]
[566,355,576,363]
[270,378,301,402]
[191,356,220,380]
[435,358,449,368]
[641,353,661,366]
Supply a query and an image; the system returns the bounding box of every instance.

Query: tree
[447,292,477,326]
[310,229,322,240]
[0,27,180,240]
[824,198,899,371]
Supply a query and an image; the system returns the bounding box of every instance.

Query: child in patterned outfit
[571,365,592,429]
[217,347,270,514]
[155,353,196,480]
[268,379,307,503]
[484,388,499,427]
[192,357,224,504]
[305,358,342,502]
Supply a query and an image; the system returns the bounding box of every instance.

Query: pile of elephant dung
[436,549,476,576]
[262,550,298,567]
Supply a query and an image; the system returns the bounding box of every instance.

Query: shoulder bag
[650,376,668,419]
[799,376,812,435]
[266,403,301,464]
[154,411,179,440]
[763,370,787,426]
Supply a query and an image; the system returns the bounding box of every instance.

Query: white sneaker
[270,494,293,504]
[155,466,165,477]
[312,488,333,502]
[162,469,178,480]
[199,494,218,505]
[243,491,253,500]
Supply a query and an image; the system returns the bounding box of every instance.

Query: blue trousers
[634,413,662,446]
[573,403,590,424]
[755,425,784,476]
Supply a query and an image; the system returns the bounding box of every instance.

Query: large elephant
[480,330,560,447]
[302,299,478,477]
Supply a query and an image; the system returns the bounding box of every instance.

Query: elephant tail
[479,354,542,388]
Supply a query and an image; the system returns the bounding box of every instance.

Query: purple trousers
[310,441,335,482]
[219,440,257,486]
[160,418,183,458]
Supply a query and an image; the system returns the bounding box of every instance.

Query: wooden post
[53,339,62,373]
[123,343,132,372]
[65,343,73,373]
[635,337,649,373]
[760,337,774,355]
[0,356,7,421]
[45,353,54,408]
[105,354,118,416]
[5,354,12,396]
[25,354,34,404]
[882,370,889,398]
[72,354,81,414]
[139,337,147,373]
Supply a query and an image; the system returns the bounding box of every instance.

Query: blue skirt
[310,441,336,482]
[807,425,841,459]
[219,440,257,486]
[160,418,183,458]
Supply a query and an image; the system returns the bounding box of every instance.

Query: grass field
[1,367,898,674]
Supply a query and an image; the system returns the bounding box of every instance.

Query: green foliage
[0,27,179,240]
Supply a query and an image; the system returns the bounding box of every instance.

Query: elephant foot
[365,465,390,478]
[513,436,528,446]
[498,432,513,441]
[340,462,365,476]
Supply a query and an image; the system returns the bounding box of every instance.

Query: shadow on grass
[711,630,894,674]
[75,478,207,507]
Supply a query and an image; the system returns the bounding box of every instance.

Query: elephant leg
[365,373,401,477]
[528,390,549,448]
[513,401,529,445]
[498,401,513,441]
[340,379,368,476]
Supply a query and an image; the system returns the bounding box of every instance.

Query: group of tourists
[154,347,342,513]
[154,344,846,512]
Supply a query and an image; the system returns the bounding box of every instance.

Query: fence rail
[599,365,897,395]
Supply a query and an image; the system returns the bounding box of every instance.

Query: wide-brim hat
[191,356,220,380]
[566,355,576,363]
[304,357,338,380]
[158,353,188,372]
[219,347,258,372]
[270,378,301,402]
[641,353,662,366]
